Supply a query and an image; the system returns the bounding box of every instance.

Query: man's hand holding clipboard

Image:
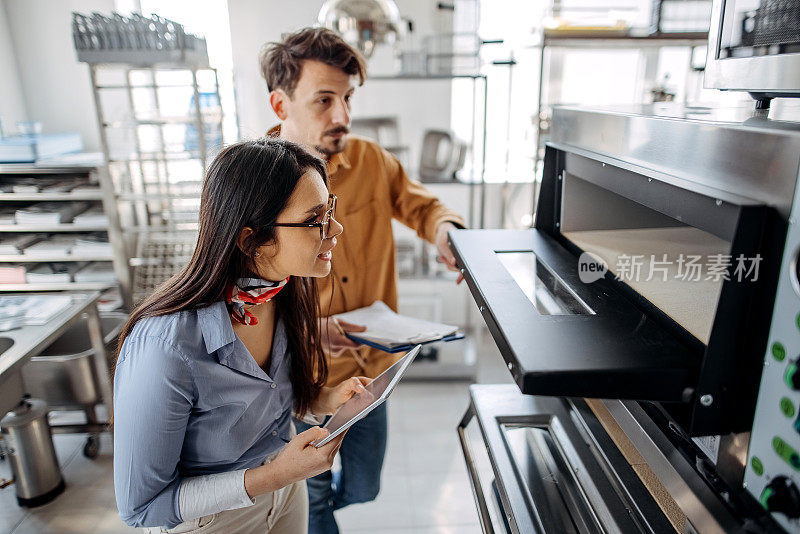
[320,316,370,368]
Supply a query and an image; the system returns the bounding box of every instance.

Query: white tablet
[312,344,422,447]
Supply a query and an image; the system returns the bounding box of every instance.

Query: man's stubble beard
[314,136,347,157]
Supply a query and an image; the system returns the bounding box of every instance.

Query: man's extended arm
[383,148,466,280]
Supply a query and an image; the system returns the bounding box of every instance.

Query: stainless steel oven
[705,0,800,97]
[453,104,800,533]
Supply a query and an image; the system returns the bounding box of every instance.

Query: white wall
[3,0,114,150]
[227,0,452,172]
[228,0,320,139]
[0,0,28,134]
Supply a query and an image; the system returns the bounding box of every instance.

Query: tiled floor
[0,331,511,533]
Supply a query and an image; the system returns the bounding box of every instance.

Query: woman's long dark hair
[115,138,328,417]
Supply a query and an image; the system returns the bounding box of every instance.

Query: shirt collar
[197,300,289,381]
[327,150,351,176]
[197,301,236,356]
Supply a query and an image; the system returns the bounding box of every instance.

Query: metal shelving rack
[370,73,488,230]
[0,165,129,300]
[0,224,110,232]
[534,29,709,159]
[74,11,222,304]
[86,65,221,304]
[531,29,709,218]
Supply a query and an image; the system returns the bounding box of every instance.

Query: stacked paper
[40,178,92,193]
[0,234,44,255]
[72,233,112,256]
[0,207,16,224]
[34,152,104,168]
[0,265,27,283]
[10,178,42,193]
[73,206,109,226]
[69,184,102,193]
[0,133,82,164]
[74,262,116,283]
[25,262,83,283]
[334,301,459,349]
[23,235,76,256]
[0,295,75,325]
[0,177,90,193]
[15,201,91,225]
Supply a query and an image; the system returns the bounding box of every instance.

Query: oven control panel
[745,191,800,532]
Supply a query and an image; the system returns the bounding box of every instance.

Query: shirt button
[271,383,277,389]
[272,430,277,436]
[342,276,348,283]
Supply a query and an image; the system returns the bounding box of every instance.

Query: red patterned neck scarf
[226,277,289,325]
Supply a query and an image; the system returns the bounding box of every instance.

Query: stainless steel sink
[0,336,14,355]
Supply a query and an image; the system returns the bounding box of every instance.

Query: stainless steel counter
[0,292,109,417]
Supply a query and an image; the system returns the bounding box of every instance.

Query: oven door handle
[458,407,497,534]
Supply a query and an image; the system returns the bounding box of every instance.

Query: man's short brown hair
[259,27,367,97]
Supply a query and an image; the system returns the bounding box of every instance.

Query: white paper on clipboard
[334,301,458,349]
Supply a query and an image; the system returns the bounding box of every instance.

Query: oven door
[457,385,675,533]
[451,227,700,402]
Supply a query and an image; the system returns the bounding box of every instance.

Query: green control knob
[752,456,765,476]
[786,363,800,390]
[782,397,797,418]
[773,437,800,470]
[761,476,800,518]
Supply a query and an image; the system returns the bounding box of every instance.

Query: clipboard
[344,331,465,353]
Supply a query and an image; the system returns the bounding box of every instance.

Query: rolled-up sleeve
[113,335,196,528]
[384,148,467,242]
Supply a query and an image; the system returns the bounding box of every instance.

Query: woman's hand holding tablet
[244,426,345,498]
[312,345,422,447]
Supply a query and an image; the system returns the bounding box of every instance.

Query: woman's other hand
[244,426,345,497]
[313,376,371,416]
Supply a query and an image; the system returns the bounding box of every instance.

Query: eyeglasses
[266,194,338,240]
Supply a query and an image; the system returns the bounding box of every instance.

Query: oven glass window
[496,252,595,316]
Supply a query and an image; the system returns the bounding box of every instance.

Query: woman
[113,138,367,533]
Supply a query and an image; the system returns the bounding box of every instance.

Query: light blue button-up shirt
[113,301,294,528]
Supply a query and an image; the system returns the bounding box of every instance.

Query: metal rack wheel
[83,434,100,459]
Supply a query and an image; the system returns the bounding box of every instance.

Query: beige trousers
[144,480,308,534]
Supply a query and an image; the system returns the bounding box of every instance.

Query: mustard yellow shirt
[270,128,466,385]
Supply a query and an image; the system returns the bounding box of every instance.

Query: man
[260,27,466,534]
